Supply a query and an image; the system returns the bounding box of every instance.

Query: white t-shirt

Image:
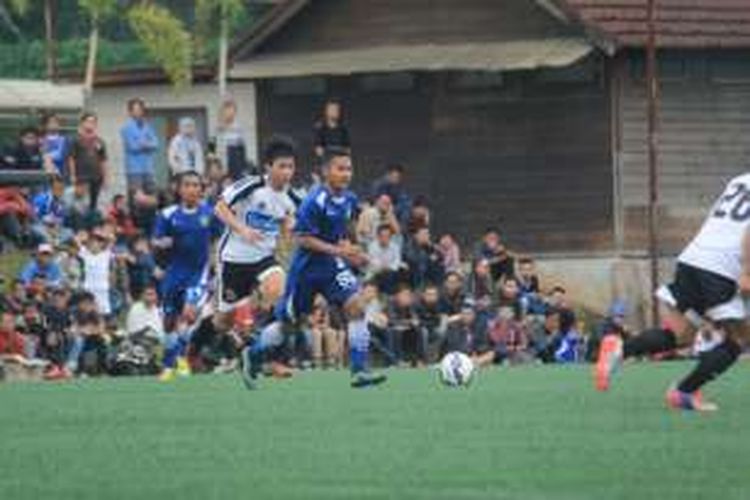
[218,175,300,264]
[126,302,164,341]
[79,246,112,315]
[679,173,750,281]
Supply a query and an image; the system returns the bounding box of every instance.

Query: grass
[1,362,749,500]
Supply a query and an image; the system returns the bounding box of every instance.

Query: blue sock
[163,332,188,369]
[350,347,367,375]
[348,319,370,375]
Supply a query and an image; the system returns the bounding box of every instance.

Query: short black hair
[322,146,350,167]
[127,98,145,112]
[19,126,38,137]
[518,256,535,266]
[376,223,393,235]
[263,134,297,165]
[80,111,97,123]
[386,163,404,174]
[177,170,201,186]
[551,285,567,294]
[40,112,59,127]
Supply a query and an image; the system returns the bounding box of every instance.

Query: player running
[152,171,221,380]
[244,147,387,389]
[595,172,750,411]
[213,135,300,375]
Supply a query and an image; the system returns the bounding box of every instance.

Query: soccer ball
[438,352,475,387]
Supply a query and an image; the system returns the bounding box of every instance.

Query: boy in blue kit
[243,147,387,389]
[152,171,221,379]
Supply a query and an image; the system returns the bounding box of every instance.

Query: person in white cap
[18,243,62,288]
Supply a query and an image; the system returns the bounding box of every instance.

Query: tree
[79,0,117,96]
[0,0,29,41]
[195,0,245,98]
[0,0,59,79]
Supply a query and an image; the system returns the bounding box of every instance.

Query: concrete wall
[89,81,257,200]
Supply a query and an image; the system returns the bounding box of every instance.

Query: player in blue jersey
[152,171,221,380]
[243,147,387,389]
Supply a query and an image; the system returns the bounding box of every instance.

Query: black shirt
[1,143,43,170]
[314,121,350,153]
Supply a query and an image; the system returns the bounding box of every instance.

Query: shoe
[44,365,64,381]
[665,387,718,412]
[175,357,190,377]
[158,368,176,382]
[270,361,294,379]
[350,371,388,389]
[594,335,623,391]
[240,346,258,390]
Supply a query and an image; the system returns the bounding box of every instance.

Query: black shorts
[218,257,281,311]
[660,262,740,320]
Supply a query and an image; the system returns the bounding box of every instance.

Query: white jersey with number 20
[679,173,750,281]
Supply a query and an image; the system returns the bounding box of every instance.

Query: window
[358,73,415,93]
[449,71,504,90]
[710,54,750,83]
[271,77,327,96]
[536,56,599,84]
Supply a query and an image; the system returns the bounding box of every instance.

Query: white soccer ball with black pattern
[438,352,475,387]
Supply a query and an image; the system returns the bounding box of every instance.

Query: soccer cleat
[594,334,623,391]
[350,371,388,389]
[665,387,718,412]
[158,368,176,382]
[239,346,258,390]
[270,361,294,379]
[175,357,191,377]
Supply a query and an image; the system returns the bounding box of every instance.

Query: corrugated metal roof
[0,80,85,110]
[565,0,750,48]
[231,38,592,79]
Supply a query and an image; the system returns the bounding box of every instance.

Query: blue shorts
[276,255,359,322]
[160,268,209,318]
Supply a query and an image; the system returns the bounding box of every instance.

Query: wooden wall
[617,49,750,253]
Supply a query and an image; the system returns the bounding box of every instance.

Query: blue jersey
[293,184,358,266]
[155,201,220,278]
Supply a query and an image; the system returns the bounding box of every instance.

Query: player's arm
[214,199,262,243]
[151,210,173,250]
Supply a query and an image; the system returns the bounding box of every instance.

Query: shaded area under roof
[231,38,593,79]
[0,80,84,110]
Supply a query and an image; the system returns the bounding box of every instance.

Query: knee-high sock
[623,328,677,358]
[348,319,370,375]
[677,338,741,393]
[163,330,190,368]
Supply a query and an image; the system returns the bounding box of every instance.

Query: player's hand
[338,241,368,268]
[739,273,750,295]
[238,226,263,244]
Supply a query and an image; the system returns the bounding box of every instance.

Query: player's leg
[666,297,747,412]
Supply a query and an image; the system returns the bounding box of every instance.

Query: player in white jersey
[595,172,750,411]
[213,135,301,339]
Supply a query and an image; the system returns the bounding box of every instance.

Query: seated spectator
[77,230,114,317]
[416,284,446,362]
[0,185,33,249]
[497,276,522,320]
[439,271,466,318]
[371,163,411,224]
[70,291,104,375]
[553,309,582,363]
[366,224,404,294]
[406,197,430,234]
[18,302,46,360]
[306,296,343,369]
[362,281,396,366]
[30,175,68,244]
[1,127,43,170]
[40,113,68,176]
[107,194,138,245]
[528,307,562,363]
[19,243,62,288]
[546,285,568,310]
[4,278,29,315]
[125,235,159,299]
[442,301,488,360]
[403,226,444,289]
[517,256,545,315]
[41,288,72,377]
[57,238,84,290]
[357,193,401,249]
[126,285,164,342]
[486,305,532,366]
[387,285,424,366]
[168,117,205,177]
[0,312,24,357]
[466,258,496,326]
[586,300,631,362]
[474,228,514,283]
[437,233,461,275]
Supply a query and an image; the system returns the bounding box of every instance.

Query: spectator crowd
[0,96,658,382]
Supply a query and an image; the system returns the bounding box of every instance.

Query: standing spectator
[126,284,164,341]
[1,127,43,170]
[62,180,96,231]
[387,285,424,366]
[372,163,411,224]
[437,233,461,275]
[313,99,350,180]
[366,224,404,294]
[121,98,159,195]
[211,98,247,180]
[18,243,62,288]
[474,228,514,283]
[78,230,114,317]
[68,112,108,212]
[30,176,68,244]
[403,226,443,290]
[168,117,205,177]
[40,113,68,177]
[416,284,446,362]
[204,156,226,203]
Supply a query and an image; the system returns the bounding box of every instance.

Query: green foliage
[128,3,192,89]
[6,0,30,15]
[77,0,117,22]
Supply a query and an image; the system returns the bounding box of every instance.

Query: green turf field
[1,362,749,500]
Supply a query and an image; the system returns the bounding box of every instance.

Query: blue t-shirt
[41,134,68,175]
[32,190,65,224]
[293,185,358,266]
[154,202,220,279]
